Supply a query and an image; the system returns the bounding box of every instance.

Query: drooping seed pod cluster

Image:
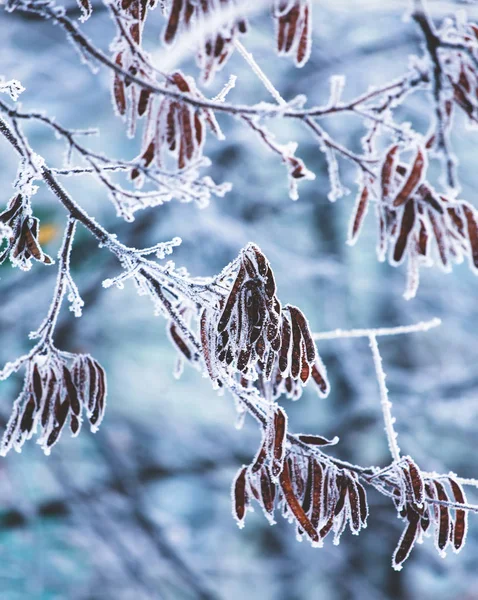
[267,305,329,400]
[273,0,312,67]
[382,457,469,570]
[199,244,329,399]
[111,50,154,139]
[440,22,478,127]
[163,0,247,83]
[0,194,53,270]
[131,71,223,182]
[1,351,107,456]
[349,144,478,297]
[233,434,368,547]
[111,0,158,137]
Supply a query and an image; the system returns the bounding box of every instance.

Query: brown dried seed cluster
[274,0,312,67]
[233,445,368,546]
[131,71,222,181]
[390,458,468,570]
[443,24,478,126]
[112,0,158,135]
[351,145,478,279]
[133,74,219,180]
[269,305,329,400]
[1,353,107,456]
[0,194,53,270]
[163,0,247,83]
[200,244,329,399]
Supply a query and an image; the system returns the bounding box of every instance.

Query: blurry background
[1,1,478,598]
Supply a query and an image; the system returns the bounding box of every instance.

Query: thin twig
[313,318,441,340]
[369,335,401,462]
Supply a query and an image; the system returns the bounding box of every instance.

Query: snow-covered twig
[369,335,401,462]
[313,318,441,340]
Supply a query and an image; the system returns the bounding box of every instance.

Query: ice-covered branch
[30,218,80,343]
[313,318,441,340]
[369,335,401,462]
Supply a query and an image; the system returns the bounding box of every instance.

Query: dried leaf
[434,480,451,553]
[349,186,369,244]
[463,204,478,269]
[448,476,468,553]
[393,199,416,264]
[393,512,420,570]
[393,148,426,207]
[233,466,248,525]
[298,434,338,446]
[381,144,400,201]
[279,459,319,543]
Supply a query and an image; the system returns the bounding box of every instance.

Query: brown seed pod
[393,511,420,570]
[279,458,319,543]
[0,194,22,224]
[310,362,329,396]
[47,393,70,449]
[251,437,268,474]
[463,204,478,270]
[137,88,152,117]
[433,480,451,553]
[297,434,338,446]
[272,408,287,477]
[200,309,217,382]
[86,357,97,412]
[405,457,424,506]
[349,186,370,244]
[393,199,416,264]
[301,457,313,515]
[428,210,449,268]
[260,466,276,514]
[63,365,80,416]
[448,476,468,553]
[296,3,310,66]
[113,54,127,116]
[347,478,361,533]
[232,466,248,525]
[164,0,183,44]
[218,264,246,332]
[32,363,43,409]
[41,371,57,428]
[169,320,193,361]
[356,480,368,526]
[288,308,303,380]
[393,148,426,207]
[90,361,107,427]
[20,396,36,434]
[334,475,348,517]
[381,144,400,202]
[310,460,323,529]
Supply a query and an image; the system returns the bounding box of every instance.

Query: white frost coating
[0,77,25,101]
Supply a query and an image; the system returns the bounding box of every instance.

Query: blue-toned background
[1,1,478,598]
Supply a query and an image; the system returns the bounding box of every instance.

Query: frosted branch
[313,318,441,340]
[369,335,401,463]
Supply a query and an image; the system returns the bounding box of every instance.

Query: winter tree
[1,0,478,598]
